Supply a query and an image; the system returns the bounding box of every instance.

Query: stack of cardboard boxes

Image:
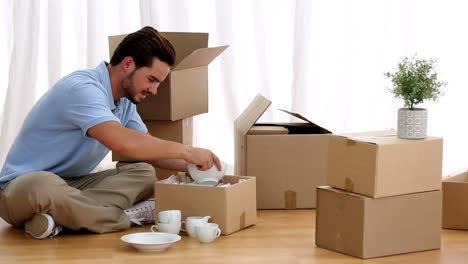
[316,130,444,258]
[233,94,444,257]
[108,32,257,235]
[108,32,227,179]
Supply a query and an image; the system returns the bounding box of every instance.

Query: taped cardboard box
[112,118,193,162]
[327,130,443,198]
[155,175,256,235]
[109,32,228,121]
[316,186,441,259]
[234,94,331,209]
[442,171,468,229]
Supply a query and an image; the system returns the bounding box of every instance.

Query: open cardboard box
[109,32,228,121]
[234,94,331,209]
[442,171,468,229]
[316,186,441,259]
[155,175,256,235]
[327,130,443,198]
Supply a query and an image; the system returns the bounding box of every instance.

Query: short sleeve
[61,80,120,136]
[125,105,148,133]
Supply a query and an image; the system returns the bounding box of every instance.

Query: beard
[121,70,139,104]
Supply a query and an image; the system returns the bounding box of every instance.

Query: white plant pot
[397,108,428,139]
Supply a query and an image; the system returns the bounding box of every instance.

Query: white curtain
[1,0,467,176]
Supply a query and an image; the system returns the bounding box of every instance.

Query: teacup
[181,216,211,237]
[158,210,181,224]
[195,223,221,243]
[151,222,181,234]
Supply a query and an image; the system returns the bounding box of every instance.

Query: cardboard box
[112,118,193,162]
[155,175,256,235]
[327,130,443,198]
[316,186,441,259]
[116,162,178,181]
[234,94,331,209]
[109,32,228,121]
[442,171,468,229]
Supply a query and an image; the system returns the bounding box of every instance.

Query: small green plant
[385,56,446,109]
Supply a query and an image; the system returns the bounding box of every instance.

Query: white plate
[121,232,181,252]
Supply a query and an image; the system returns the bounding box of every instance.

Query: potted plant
[385,56,446,139]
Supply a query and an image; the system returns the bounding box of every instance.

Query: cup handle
[215,228,221,238]
[151,225,158,232]
[180,221,186,232]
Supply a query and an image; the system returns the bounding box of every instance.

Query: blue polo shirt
[0,61,148,189]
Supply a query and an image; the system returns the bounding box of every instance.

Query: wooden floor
[1,209,467,264]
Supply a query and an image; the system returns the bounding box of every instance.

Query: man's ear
[121,56,135,73]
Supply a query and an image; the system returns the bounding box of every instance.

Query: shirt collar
[96,61,116,110]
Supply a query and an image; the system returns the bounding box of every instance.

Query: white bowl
[121,232,181,252]
[187,162,226,186]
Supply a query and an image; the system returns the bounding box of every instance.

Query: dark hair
[110,26,176,68]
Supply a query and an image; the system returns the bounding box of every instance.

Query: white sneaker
[124,198,155,226]
[25,213,63,239]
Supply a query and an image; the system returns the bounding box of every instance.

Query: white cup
[151,221,181,234]
[195,223,221,243]
[158,210,181,224]
[181,216,211,237]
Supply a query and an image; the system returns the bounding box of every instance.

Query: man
[0,26,221,239]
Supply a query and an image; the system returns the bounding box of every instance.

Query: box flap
[443,171,468,183]
[318,186,367,199]
[173,45,229,71]
[234,94,272,136]
[108,32,210,67]
[234,94,271,175]
[357,135,440,146]
[247,125,289,135]
[337,130,421,146]
[339,130,396,137]
[108,34,126,58]
[278,109,332,134]
[327,135,378,197]
[161,32,209,66]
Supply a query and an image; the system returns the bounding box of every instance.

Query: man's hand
[184,147,222,171]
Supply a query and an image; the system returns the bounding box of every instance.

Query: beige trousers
[0,162,156,233]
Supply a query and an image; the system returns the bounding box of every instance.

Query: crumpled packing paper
[164,175,246,187]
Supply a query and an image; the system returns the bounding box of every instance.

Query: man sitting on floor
[0,26,221,239]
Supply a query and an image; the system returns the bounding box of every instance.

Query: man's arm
[87,121,221,170]
[146,159,188,172]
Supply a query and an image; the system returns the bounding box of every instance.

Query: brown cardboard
[234,94,331,209]
[316,186,442,259]
[109,32,228,121]
[247,125,289,135]
[112,118,193,162]
[327,130,443,198]
[155,175,256,235]
[442,171,468,229]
